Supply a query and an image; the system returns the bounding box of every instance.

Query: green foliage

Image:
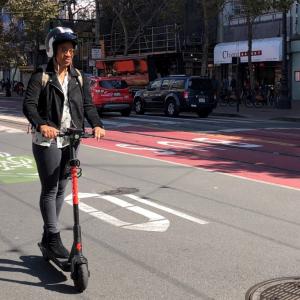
[270,0,295,11]
[0,0,59,68]
[240,0,270,19]
[7,0,59,35]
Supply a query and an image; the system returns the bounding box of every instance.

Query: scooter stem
[71,164,82,255]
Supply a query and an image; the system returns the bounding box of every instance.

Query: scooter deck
[38,242,71,272]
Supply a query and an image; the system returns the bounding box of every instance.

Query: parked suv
[89,76,133,116]
[133,75,217,117]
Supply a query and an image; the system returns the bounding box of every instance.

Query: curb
[212,112,246,118]
[271,117,300,122]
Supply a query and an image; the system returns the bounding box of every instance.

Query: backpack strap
[38,65,50,88]
[74,68,83,87]
[39,65,83,88]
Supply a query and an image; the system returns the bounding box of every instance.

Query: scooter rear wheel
[73,263,89,292]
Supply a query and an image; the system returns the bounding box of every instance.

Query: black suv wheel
[134,98,145,115]
[165,99,179,117]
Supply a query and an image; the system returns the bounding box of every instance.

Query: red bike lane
[83,126,300,190]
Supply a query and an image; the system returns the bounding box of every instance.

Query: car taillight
[183,91,189,100]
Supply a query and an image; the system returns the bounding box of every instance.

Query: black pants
[32,142,77,234]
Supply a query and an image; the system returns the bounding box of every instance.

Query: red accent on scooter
[76,243,82,251]
[71,167,79,205]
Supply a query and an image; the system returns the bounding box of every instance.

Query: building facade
[215,0,300,102]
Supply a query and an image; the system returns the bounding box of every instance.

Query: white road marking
[125,194,209,225]
[65,192,210,231]
[117,116,177,125]
[157,140,225,151]
[0,115,28,124]
[193,137,261,148]
[0,125,23,133]
[219,128,253,133]
[116,143,176,155]
[65,193,170,232]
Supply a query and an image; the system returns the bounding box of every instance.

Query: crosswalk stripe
[0,125,23,133]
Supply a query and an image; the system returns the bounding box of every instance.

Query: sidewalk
[1,93,300,122]
[212,100,300,122]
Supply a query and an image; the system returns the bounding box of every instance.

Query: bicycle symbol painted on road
[0,152,38,184]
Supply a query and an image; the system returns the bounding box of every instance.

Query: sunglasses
[58,47,75,55]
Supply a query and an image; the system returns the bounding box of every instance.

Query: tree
[7,0,59,68]
[61,0,95,20]
[198,0,226,76]
[238,0,270,91]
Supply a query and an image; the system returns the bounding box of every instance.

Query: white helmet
[45,26,78,58]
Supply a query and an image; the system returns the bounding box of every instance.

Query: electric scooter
[38,128,93,292]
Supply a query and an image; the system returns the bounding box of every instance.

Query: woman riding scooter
[23,27,105,259]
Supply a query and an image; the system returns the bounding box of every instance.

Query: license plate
[198,98,206,103]
[113,92,121,96]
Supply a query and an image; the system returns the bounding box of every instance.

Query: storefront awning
[214,37,283,65]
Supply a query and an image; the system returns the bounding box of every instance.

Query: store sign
[214,37,282,64]
[240,50,262,57]
[89,59,96,67]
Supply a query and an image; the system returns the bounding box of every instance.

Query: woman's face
[55,41,75,68]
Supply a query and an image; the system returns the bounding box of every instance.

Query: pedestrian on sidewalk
[23,27,105,259]
[5,79,11,97]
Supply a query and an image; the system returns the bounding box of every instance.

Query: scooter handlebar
[58,128,94,139]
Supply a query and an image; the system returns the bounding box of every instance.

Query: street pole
[277,8,291,109]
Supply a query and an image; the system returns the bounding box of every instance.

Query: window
[150,80,162,89]
[188,79,212,91]
[171,79,185,90]
[161,79,171,90]
[99,80,128,89]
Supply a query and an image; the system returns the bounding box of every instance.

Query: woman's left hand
[93,126,106,141]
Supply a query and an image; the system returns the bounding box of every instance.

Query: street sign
[89,59,95,67]
[91,48,101,60]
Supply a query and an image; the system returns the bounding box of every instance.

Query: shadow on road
[0,256,78,294]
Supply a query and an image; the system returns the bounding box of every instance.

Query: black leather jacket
[23,59,103,130]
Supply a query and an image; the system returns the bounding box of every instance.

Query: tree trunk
[200,0,209,76]
[110,17,117,56]
[247,13,254,91]
[95,0,101,46]
[67,1,73,20]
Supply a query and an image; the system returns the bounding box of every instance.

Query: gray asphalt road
[1,119,300,299]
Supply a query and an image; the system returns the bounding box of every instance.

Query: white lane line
[219,128,253,133]
[123,115,255,124]
[116,116,177,125]
[125,194,209,225]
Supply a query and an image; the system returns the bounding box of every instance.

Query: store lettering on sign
[240,50,263,57]
[222,50,239,60]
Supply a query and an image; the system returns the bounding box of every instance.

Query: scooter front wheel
[73,263,89,292]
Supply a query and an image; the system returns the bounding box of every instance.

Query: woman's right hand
[39,125,59,139]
